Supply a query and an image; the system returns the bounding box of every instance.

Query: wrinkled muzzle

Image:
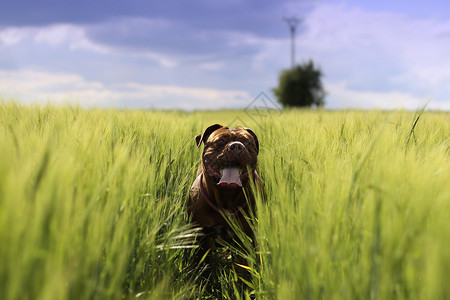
[204,141,255,189]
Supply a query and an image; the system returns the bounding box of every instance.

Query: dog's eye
[216,138,226,146]
[239,140,251,147]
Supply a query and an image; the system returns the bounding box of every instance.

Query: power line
[283,17,302,68]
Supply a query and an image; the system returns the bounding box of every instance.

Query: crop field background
[0,102,449,299]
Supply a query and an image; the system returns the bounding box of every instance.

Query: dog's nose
[228,141,244,153]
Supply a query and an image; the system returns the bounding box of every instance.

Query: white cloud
[0,23,180,67]
[0,70,116,106]
[0,70,102,90]
[0,27,30,46]
[325,80,443,110]
[141,52,178,68]
[198,61,226,71]
[34,24,111,53]
[0,24,110,53]
[0,69,252,109]
[34,24,82,45]
[123,82,251,109]
[296,2,450,109]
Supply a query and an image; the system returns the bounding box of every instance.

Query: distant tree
[273,60,326,108]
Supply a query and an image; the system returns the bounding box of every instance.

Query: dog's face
[196,124,259,189]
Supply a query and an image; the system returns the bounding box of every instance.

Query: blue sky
[0,0,449,110]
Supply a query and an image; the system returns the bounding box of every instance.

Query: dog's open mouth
[207,163,250,189]
[218,167,242,188]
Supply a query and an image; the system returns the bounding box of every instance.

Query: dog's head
[195,124,259,189]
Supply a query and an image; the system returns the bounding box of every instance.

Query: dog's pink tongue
[218,168,242,187]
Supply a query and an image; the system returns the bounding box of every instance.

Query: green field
[0,102,449,299]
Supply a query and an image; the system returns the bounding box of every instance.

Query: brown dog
[188,124,264,261]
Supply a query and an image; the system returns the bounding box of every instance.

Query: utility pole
[283,17,301,68]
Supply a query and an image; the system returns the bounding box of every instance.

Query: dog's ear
[245,128,259,155]
[195,124,223,147]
